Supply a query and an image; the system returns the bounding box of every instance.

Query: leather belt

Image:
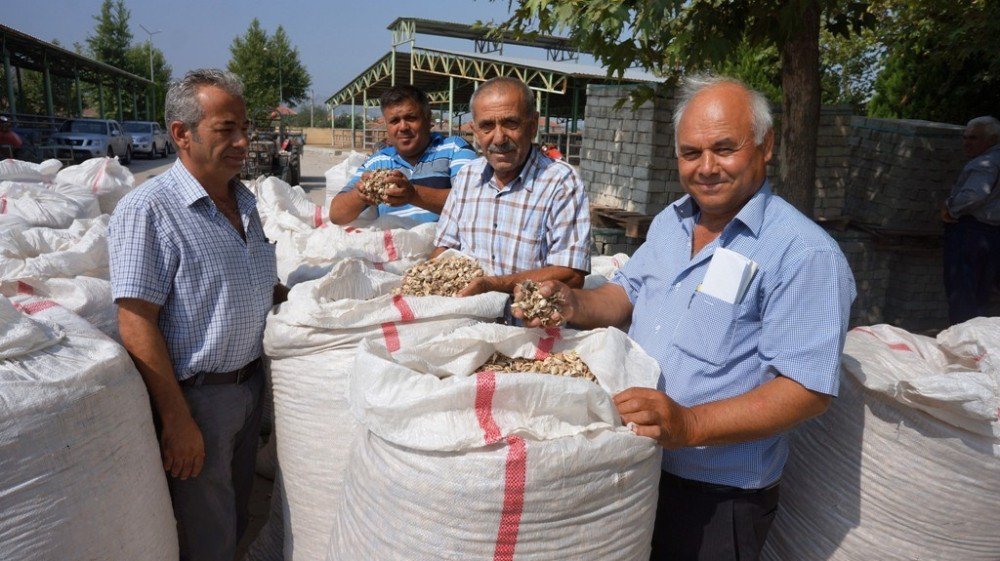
[180,358,262,387]
[660,471,779,496]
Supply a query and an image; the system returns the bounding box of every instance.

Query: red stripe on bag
[383,230,398,261]
[92,158,109,194]
[494,435,526,561]
[853,327,912,352]
[475,371,503,444]
[475,371,527,561]
[17,281,34,295]
[534,328,562,360]
[391,294,415,322]
[381,322,400,353]
[345,226,359,233]
[21,300,58,315]
[372,262,385,271]
[313,206,323,228]
[1,195,6,214]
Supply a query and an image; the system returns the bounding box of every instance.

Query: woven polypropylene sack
[0,181,94,228]
[329,324,662,561]
[265,258,508,561]
[54,156,135,215]
[763,321,1000,561]
[0,296,177,560]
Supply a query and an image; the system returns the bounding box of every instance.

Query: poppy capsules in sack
[330,324,663,561]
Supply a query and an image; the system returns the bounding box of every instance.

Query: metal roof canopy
[386,17,580,60]
[2,23,153,120]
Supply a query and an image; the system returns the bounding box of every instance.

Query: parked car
[123,120,171,159]
[48,118,132,164]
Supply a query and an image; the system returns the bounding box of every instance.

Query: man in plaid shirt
[433,77,591,295]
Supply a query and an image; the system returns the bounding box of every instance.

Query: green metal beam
[98,80,104,118]
[410,47,567,94]
[116,80,123,122]
[3,47,16,116]
[43,51,54,117]
[327,52,393,106]
[75,71,82,116]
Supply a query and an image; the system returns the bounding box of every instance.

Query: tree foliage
[867,0,1000,124]
[85,0,132,71]
[492,0,875,216]
[228,19,312,113]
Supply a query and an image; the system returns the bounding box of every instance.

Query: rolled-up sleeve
[108,203,176,306]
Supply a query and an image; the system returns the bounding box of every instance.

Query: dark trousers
[167,364,264,561]
[944,218,1000,324]
[650,472,780,561]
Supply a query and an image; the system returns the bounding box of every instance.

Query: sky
[4,0,565,108]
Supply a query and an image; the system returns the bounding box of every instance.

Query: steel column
[75,71,83,116]
[43,52,54,117]
[116,81,123,122]
[447,76,454,136]
[132,91,138,120]
[98,81,105,118]
[350,94,356,150]
[3,48,16,117]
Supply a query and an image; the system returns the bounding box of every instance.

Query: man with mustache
[108,69,282,561]
[329,84,477,224]
[515,75,855,560]
[432,76,591,295]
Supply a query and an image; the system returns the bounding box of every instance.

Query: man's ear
[761,129,775,163]
[170,121,190,151]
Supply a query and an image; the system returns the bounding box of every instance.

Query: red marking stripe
[383,230,398,261]
[853,327,912,352]
[475,371,527,561]
[534,327,562,360]
[92,158,109,194]
[380,322,400,353]
[391,294,415,322]
[313,206,323,228]
[372,262,385,271]
[494,436,526,561]
[17,281,34,295]
[20,300,58,315]
[1,195,6,214]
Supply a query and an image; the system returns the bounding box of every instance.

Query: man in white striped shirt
[433,77,591,295]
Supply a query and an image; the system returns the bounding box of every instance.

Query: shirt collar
[671,179,771,238]
[169,159,255,213]
[480,145,540,192]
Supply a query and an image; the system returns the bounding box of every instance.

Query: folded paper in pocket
[700,247,758,305]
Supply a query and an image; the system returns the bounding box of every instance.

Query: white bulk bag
[265,258,508,561]
[585,252,631,289]
[763,321,1000,561]
[0,181,92,228]
[250,176,327,229]
[323,151,367,208]
[0,214,29,233]
[0,158,62,183]
[46,182,102,219]
[275,218,436,287]
[0,295,177,560]
[330,323,662,561]
[54,156,135,215]
[1,277,117,341]
[0,217,110,281]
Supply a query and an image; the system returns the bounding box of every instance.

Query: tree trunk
[778,0,821,218]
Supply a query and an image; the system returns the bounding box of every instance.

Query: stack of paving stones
[579,84,966,330]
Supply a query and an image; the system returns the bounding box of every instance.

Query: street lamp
[139,24,162,121]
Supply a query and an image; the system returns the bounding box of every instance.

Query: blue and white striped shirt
[434,146,591,275]
[108,161,277,380]
[342,132,476,223]
[612,182,855,488]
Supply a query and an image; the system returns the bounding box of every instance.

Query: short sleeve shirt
[108,160,277,380]
[612,182,856,488]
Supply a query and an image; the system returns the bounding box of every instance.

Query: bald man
[514,75,856,561]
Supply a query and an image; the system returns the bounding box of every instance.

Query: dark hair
[379,85,431,119]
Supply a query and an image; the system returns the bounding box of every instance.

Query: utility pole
[310,88,315,128]
[139,23,162,121]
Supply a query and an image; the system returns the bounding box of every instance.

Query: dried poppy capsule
[475,350,597,383]
[394,256,486,297]
[511,280,564,326]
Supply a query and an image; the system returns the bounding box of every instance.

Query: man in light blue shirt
[515,75,855,561]
[328,85,476,224]
[109,69,281,561]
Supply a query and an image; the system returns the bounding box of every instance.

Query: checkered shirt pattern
[108,160,277,380]
[612,181,856,489]
[342,133,477,223]
[434,147,591,275]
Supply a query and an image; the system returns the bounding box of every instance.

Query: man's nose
[697,151,718,175]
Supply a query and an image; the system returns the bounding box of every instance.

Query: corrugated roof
[421,46,662,84]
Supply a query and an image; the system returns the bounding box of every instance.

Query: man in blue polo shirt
[328,85,476,224]
[515,74,855,561]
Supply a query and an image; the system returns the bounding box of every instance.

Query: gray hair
[673,73,773,152]
[967,116,1000,141]
[165,68,244,131]
[470,76,537,117]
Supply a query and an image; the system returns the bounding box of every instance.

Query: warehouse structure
[325,17,662,162]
